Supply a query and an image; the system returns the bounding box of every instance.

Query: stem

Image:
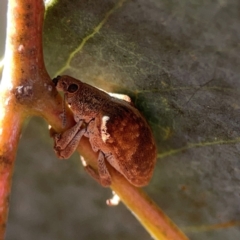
[0,104,23,238]
[112,180,187,240]
[77,142,188,240]
[0,0,52,238]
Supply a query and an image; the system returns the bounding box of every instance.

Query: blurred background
[0,0,7,59]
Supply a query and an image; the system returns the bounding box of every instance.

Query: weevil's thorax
[66,82,111,123]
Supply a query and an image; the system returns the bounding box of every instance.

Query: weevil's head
[52,75,85,125]
[52,75,83,104]
[52,75,80,95]
[52,75,106,123]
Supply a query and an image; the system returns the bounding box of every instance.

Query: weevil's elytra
[52,75,157,187]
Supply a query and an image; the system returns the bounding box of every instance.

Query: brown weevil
[52,75,157,187]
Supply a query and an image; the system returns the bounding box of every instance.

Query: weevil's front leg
[55,120,83,149]
[54,120,85,158]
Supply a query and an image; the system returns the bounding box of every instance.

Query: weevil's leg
[85,120,99,152]
[54,126,85,159]
[56,128,86,158]
[108,93,132,104]
[96,87,131,103]
[82,163,102,184]
[54,120,83,150]
[80,153,111,187]
[108,93,131,102]
[98,151,112,187]
[83,130,90,138]
[105,152,121,173]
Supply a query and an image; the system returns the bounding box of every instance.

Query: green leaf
[7,0,240,239]
[43,0,240,239]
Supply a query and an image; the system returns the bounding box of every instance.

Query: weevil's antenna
[52,76,66,127]
[62,93,66,127]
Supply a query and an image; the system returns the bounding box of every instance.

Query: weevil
[52,75,157,187]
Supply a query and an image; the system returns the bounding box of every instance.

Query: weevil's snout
[52,75,61,86]
[52,76,69,92]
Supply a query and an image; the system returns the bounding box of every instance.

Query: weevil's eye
[67,83,78,93]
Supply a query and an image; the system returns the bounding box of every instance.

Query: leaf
[7,0,240,239]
